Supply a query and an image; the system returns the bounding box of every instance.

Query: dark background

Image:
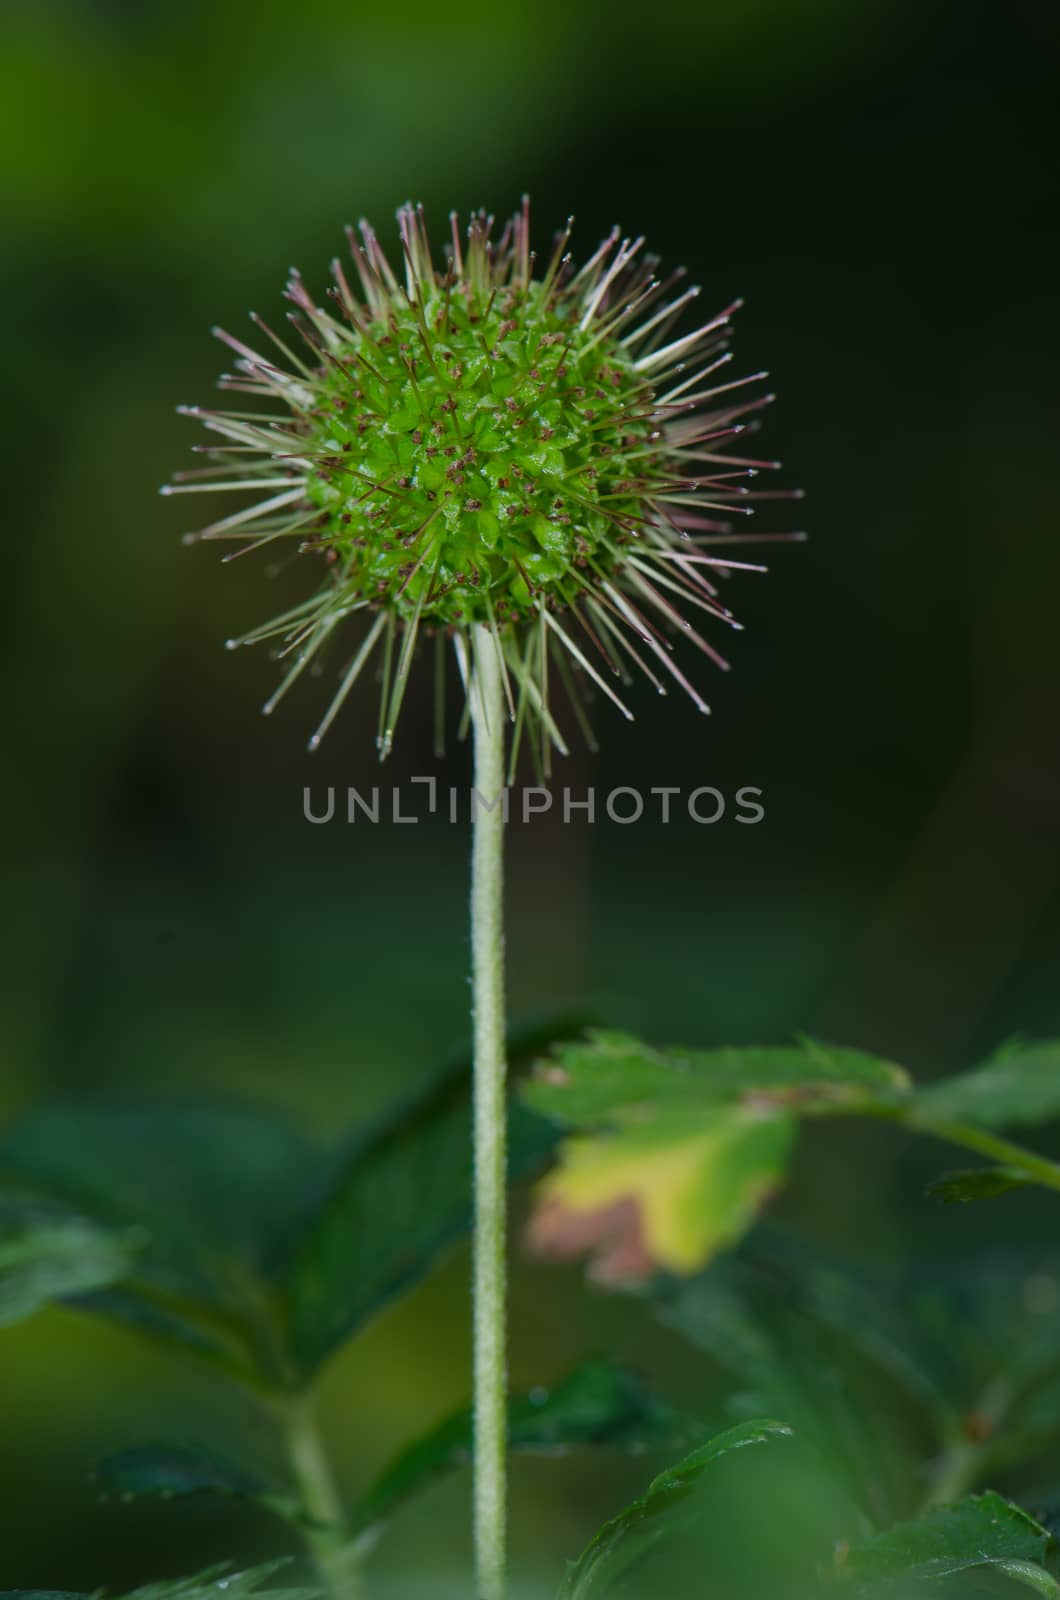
[2,0,1059,1593]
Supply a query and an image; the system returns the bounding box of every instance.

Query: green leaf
[898,1250,1060,1430]
[0,1102,315,1306]
[991,1560,1060,1596]
[97,1444,271,1506]
[683,1238,1060,1500]
[916,1042,1060,1131]
[842,1492,1056,1588]
[652,1263,918,1526]
[0,1561,318,1600]
[1000,1373,1060,1467]
[67,1285,255,1371]
[355,1359,690,1531]
[1,1016,580,1380]
[0,1101,316,1381]
[734,1232,957,1424]
[277,1017,574,1376]
[927,1167,1032,1204]
[528,1107,795,1280]
[119,1565,315,1600]
[525,1030,909,1128]
[0,1200,141,1328]
[559,1418,793,1598]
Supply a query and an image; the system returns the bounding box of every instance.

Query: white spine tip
[180,533,198,546]
[224,639,239,651]
[307,734,322,753]
[158,485,172,496]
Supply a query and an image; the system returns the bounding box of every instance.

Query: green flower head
[169,200,802,763]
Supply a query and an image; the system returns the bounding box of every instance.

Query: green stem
[469,623,509,1600]
[280,1392,360,1598]
[843,1100,1060,1195]
[913,1117,1060,1193]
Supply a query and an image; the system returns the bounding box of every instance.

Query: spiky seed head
[169,199,802,762]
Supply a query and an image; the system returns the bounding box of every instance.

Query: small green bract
[170,200,801,757]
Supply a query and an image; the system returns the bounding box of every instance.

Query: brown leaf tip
[524,1194,656,1284]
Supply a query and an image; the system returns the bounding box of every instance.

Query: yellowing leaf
[527,1108,794,1281]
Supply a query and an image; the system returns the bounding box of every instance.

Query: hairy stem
[469,624,509,1600]
[281,1392,359,1598]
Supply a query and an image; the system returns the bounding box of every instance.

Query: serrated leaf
[67,1285,254,1370]
[559,1418,793,1598]
[992,1559,1060,1595]
[0,1561,318,1600]
[927,1167,1032,1204]
[652,1263,917,1526]
[97,1444,270,1505]
[916,1042,1060,1131]
[0,1102,315,1305]
[842,1492,1056,1588]
[119,1561,314,1600]
[649,1237,1060,1533]
[0,1015,578,1382]
[527,1108,794,1281]
[355,1358,690,1531]
[277,1017,576,1376]
[0,1102,317,1382]
[737,1231,956,1424]
[880,1250,1060,1467]
[0,1200,141,1328]
[525,1031,909,1128]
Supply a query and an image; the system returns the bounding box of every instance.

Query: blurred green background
[2,0,1060,1592]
